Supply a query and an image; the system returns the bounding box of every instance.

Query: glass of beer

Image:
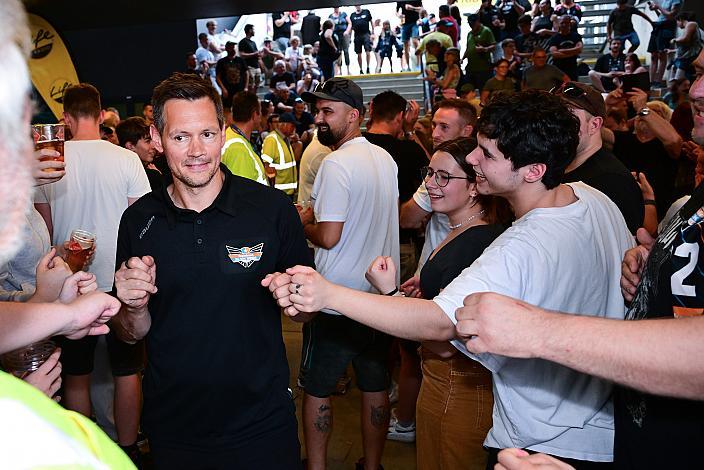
[32,124,65,171]
[1,340,57,378]
[65,229,96,273]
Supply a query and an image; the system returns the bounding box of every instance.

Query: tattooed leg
[361,391,390,469]
[303,394,333,470]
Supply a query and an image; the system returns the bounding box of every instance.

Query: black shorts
[354,33,372,53]
[58,330,145,377]
[648,22,676,53]
[303,314,392,398]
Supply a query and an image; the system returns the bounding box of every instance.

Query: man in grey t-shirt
[522,48,569,91]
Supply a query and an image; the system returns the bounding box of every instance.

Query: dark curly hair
[476,90,579,189]
[433,137,514,225]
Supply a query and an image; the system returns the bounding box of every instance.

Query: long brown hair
[434,138,513,225]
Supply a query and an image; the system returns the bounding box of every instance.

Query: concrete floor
[282,316,417,470]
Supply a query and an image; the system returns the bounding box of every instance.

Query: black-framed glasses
[421,166,470,188]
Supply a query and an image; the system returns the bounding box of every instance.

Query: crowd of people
[184,1,700,107]
[2,0,704,469]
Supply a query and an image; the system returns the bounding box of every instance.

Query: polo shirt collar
[158,164,238,228]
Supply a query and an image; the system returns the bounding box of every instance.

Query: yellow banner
[27,14,79,121]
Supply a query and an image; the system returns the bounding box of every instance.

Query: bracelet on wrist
[643,199,656,206]
[384,287,399,296]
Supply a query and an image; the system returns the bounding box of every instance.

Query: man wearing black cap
[553,81,644,234]
[297,77,400,470]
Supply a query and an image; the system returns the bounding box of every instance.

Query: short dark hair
[370,90,407,123]
[439,5,450,17]
[151,72,224,134]
[231,91,260,122]
[466,13,479,24]
[63,83,101,120]
[434,137,513,225]
[477,90,579,189]
[115,116,150,147]
[244,24,254,34]
[518,14,532,25]
[198,32,208,41]
[434,99,478,128]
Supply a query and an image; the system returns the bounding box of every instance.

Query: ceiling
[24,0,392,30]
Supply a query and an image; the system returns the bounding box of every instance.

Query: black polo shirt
[115,165,312,449]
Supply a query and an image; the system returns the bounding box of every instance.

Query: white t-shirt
[36,140,151,292]
[434,182,635,462]
[412,182,450,272]
[312,137,399,313]
[298,132,331,205]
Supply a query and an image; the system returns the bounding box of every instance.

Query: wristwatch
[637,107,651,117]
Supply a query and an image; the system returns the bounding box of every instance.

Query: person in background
[196,32,220,94]
[329,7,352,76]
[142,102,154,126]
[647,0,682,88]
[116,117,162,191]
[481,59,516,106]
[522,47,569,91]
[463,13,497,91]
[238,24,263,92]
[588,38,626,93]
[272,11,297,53]
[662,77,690,110]
[285,36,304,78]
[397,1,424,71]
[221,91,269,186]
[318,19,340,80]
[216,41,249,125]
[607,0,654,54]
[350,5,374,75]
[547,15,583,81]
[671,11,702,81]
[205,19,226,59]
[261,112,301,198]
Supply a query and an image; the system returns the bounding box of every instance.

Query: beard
[317,123,344,147]
[172,158,220,189]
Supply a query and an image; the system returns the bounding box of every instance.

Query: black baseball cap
[301,78,364,112]
[278,112,300,124]
[552,82,606,118]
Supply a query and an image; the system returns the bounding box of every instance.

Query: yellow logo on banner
[27,14,79,120]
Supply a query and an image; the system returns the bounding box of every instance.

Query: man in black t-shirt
[554,81,643,234]
[548,15,584,80]
[351,5,374,74]
[216,42,249,122]
[238,24,262,92]
[269,60,296,93]
[608,0,654,53]
[301,11,321,47]
[588,38,626,92]
[364,91,427,282]
[397,1,423,71]
[113,72,312,469]
[272,11,296,52]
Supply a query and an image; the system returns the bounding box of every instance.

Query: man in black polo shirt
[113,72,312,469]
[351,5,373,74]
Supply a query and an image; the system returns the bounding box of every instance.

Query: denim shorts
[401,23,419,42]
[615,31,640,49]
[302,313,392,398]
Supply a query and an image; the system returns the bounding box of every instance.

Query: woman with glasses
[365,138,511,468]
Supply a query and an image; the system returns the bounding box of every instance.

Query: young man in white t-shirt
[35,83,150,465]
[265,90,635,467]
[296,77,399,470]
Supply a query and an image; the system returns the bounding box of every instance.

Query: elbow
[317,234,341,250]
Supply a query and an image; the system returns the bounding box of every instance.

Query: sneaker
[387,414,416,443]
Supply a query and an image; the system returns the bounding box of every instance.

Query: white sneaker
[387,414,416,443]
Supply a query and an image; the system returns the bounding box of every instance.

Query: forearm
[645,114,682,157]
[303,223,336,249]
[326,284,455,341]
[112,305,151,343]
[642,204,658,237]
[0,301,71,353]
[538,312,704,400]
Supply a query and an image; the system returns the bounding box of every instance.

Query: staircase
[578,0,618,61]
[341,71,425,106]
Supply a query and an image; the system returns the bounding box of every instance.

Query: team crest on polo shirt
[226,243,264,268]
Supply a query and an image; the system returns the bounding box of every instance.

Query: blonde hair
[646,100,673,121]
